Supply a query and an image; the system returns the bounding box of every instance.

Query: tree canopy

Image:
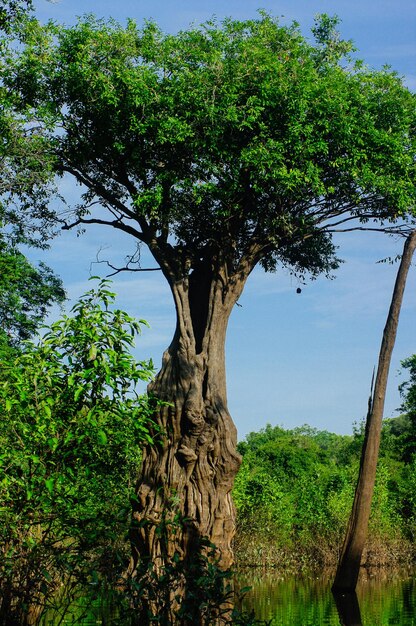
[0,238,65,348]
[0,0,32,32]
[2,13,415,282]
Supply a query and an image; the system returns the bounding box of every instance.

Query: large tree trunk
[332,230,416,593]
[129,259,247,622]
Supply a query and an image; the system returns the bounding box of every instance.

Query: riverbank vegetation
[0,281,157,624]
[0,279,415,623]
[234,409,416,570]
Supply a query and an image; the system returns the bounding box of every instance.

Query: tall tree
[332,230,416,592]
[2,11,415,591]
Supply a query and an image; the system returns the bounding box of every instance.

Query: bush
[0,279,157,625]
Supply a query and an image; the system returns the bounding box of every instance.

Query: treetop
[2,12,415,280]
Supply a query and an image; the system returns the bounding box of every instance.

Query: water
[239,568,416,625]
[40,568,415,625]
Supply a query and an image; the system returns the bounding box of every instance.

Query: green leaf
[88,345,97,361]
[45,477,54,494]
[74,385,84,402]
[97,430,108,445]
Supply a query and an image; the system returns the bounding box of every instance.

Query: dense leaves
[399,356,416,434]
[0,0,66,353]
[2,13,415,280]
[0,0,60,250]
[0,99,59,249]
[0,280,157,624]
[0,0,31,32]
[0,239,65,348]
[234,417,416,568]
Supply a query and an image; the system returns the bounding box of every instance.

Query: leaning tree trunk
[332,230,416,593]
[129,257,249,622]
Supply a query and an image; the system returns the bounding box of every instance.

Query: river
[238,568,415,625]
[40,567,415,625]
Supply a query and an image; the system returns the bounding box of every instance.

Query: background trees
[0,239,65,350]
[398,355,416,460]
[0,0,65,352]
[233,417,416,570]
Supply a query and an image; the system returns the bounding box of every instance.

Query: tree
[0,280,156,625]
[0,0,32,32]
[0,0,65,352]
[1,3,59,251]
[332,230,416,593]
[399,355,416,443]
[0,89,58,249]
[2,12,415,590]
[0,238,65,350]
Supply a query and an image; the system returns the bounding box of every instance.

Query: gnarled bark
[129,257,250,621]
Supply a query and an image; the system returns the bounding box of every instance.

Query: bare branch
[90,246,162,277]
[91,258,162,277]
[326,225,414,236]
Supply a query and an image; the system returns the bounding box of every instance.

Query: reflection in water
[332,591,362,626]
[239,568,415,626]
[40,569,415,625]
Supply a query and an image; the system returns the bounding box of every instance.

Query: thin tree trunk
[128,261,246,623]
[332,230,416,592]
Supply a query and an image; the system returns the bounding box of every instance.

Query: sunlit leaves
[2,11,415,282]
[0,279,157,617]
[0,0,32,32]
[234,421,416,565]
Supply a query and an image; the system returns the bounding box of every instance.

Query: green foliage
[0,279,157,624]
[0,7,59,251]
[0,238,65,348]
[2,13,415,282]
[234,419,416,567]
[311,14,355,62]
[0,0,32,32]
[399,355,416,432]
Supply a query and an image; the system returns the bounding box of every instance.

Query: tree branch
[90,245,162,277]
[62,163,154,240]
[61,216,146,242]
[326,224,415,236]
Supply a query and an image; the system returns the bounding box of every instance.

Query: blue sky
[29,0,416,439]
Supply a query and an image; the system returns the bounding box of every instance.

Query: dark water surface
[239,568,415,625]
[41,568,415,625]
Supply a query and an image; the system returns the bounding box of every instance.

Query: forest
[1,278,415,624]
[235,415,416,569]
[1,1,415,624]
